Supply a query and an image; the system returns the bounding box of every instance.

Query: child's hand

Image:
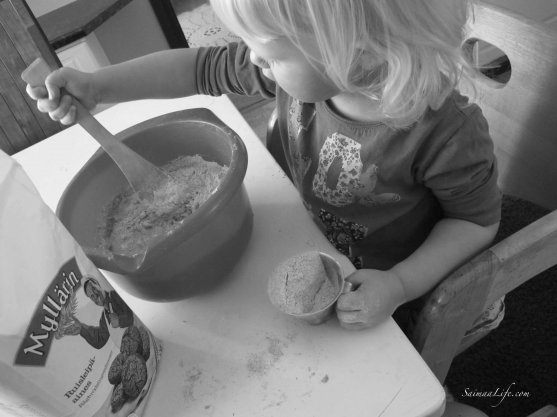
[25,67,98,125]
[336,269,406,330]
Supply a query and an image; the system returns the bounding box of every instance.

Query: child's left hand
[336,269,406,330]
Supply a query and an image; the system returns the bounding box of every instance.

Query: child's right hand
[25,67,99,125]
[336,269,407,330]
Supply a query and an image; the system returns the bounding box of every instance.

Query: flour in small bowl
[268,251,340,315]
[99,155,228,257]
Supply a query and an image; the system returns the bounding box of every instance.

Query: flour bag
[0,150,159,417]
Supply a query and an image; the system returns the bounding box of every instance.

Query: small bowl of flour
[267,251,352,324]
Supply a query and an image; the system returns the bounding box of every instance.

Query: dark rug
[445,196,557,416]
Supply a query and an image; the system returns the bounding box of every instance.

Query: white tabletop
[14,95,445,417]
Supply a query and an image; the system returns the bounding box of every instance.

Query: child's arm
[26,48,199,124]
[93,48,199,103]
[28,42,274,125]
[392,218,498,302]
[336,218,499,329]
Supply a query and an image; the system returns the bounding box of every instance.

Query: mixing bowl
[56,108,253,301]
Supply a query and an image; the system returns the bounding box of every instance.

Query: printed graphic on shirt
[288,99,316,187]
[312,132,401,207]
[319,209,367,268]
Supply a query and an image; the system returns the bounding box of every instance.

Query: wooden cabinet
[0,0,63,154]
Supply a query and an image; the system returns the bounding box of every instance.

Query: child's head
[210,0,474,127]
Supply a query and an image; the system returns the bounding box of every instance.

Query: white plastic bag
[0,150,158,417]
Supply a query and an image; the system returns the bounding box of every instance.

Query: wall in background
[27,0,169,69]
[94,0,168,64]
[27,0,75,17]
[28,0,557,28]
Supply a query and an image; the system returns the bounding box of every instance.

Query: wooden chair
[0,0,63,155]
[527,406,557,417]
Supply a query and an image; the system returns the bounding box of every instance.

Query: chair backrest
[459,3,557,211]
[0,0,62,155]
[411,2,557,383]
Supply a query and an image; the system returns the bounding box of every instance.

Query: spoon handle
[22,58,170,192]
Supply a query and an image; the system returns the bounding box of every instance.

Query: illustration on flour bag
[0,150,159,417]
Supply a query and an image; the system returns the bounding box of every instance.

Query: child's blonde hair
[210,0,475,128]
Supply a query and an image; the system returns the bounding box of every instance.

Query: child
[26,0,502,335]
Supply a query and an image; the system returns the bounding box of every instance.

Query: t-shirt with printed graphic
[196,42,501,269]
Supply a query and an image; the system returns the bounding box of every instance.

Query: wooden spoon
[22,58,171,194]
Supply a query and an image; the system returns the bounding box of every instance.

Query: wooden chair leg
[442,401,489,417]
[443,401,488,417]
[527,405,557,417]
